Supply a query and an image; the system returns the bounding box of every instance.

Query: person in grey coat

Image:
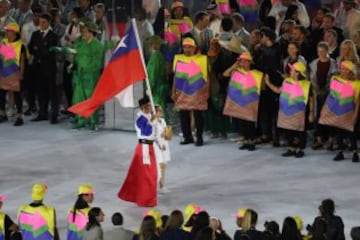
[104,212,134,240]
[84,207,105,240]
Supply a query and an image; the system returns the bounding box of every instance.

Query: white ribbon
[142,144,150,165]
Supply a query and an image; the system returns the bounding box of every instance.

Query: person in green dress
[147,35,169,122]
[71,18,104,130]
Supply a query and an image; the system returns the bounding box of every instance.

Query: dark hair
[221,17,233,32]
[39,13,52,22]
[191,211,210,237]
[72,7,85,18]
[281,217,301,240]
[195,226,213,240]
[139,216,157,240]
[294,25,307,36]
[111,212,123,226]
[161,215,169,229]
[86,207,102,231]
[263,16,276,31]
[31,5,42,14]
[319,199,335,216]
[288,41,301,56]
[264,221,280,234]
[195,11,208,24]
[311,218,327,240]
[72,194,90,222]
[351,227,360,240]
[49,8,59,24]
[165,210,184,230]
[284,4,299,21]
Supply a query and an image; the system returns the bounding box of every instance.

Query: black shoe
[282,149,295,157]
[0,115,8,123]
[50,117,58,124]
[333,152,345,161]
[295,150,305,158]
[13,118,24,126]
[352,153,359,163]
[24,109,32,116]
[239,144,249,150]
[195,138,203,146]
[31,115,48,122]
[180,139,194,145]
[248,144,256,151]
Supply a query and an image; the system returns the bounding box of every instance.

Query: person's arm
[223,62,238,78]
[5,214,18,233]
[19,45,27,79]
[265,75,281,94]
[309,93,315,123]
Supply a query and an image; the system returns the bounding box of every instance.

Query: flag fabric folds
[68,20,147,118]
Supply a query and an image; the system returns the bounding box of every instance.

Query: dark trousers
[63,61,73,107]
[240,119,256,140]
[0,90,23,114]
[259,91,279,140]
[314,93,330,140]
[179,110,204,141]
[335,127,358,151]
[284,129,307,149]
[34,64,58,118]
[23,64,37,110]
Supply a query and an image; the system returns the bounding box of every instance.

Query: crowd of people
[0,183,360,240]
[0,0,360,161]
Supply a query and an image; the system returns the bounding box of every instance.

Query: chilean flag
[68,19,147,118]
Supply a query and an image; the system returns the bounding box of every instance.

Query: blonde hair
[340,40,360,64]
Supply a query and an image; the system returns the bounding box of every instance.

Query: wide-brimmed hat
[219,36,245,54]
[79,17,98,33]
[4,22,20,33]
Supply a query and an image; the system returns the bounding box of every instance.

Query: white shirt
[21,21,40,44]
[292,0,310,28]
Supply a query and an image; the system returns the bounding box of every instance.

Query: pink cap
[0,195,7,202]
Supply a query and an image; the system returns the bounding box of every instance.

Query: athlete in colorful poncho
[223,52,265,151]
[0,195,17,240]
[266,61,314,158]
[118,96,158,207]
[319,60,360,162]
[172,37,208,146]
[66,184,94,240]
[17,183,59,240]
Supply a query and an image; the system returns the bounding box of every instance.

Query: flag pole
[131,18,156,113]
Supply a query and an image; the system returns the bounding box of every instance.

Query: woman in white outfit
[154,105,171,193]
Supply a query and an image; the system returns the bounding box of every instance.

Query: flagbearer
[266,62,314,158]
[71,18,103,131]
[172,37,209,146]
[0,195,18,240]
[18,183,59,240]
[223,52,266,151]
[118,96,158,207]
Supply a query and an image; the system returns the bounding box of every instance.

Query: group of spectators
[1,184,360,240]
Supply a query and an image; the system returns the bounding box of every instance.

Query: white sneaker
[158,187,170,194]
